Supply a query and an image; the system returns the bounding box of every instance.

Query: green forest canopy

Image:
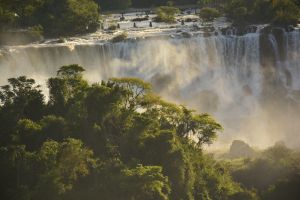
[0,65,300,200]
[1,65,300,199]
[0,64,254,200]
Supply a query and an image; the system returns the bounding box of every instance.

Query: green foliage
[199,7,221,22]
[120,165,171,200]
[47,64,88,116]
[57,64,85,78]
[154,6,180,23]
[14,119,42,151]
[103,0,198,9]
[272,0,300,25]
[0,139,95,200]
[40,115,68,141]
[0,0,99,37]
[111,32,128,43]
[230,143,300,199]
[33,138,96,199]
[166,1,174,6]
[0,76,45,145]
[0,5,17,30]
[225,0,300,25]
[0,64,255,200]
[96,0,132,10]
[264,173,300,200]
[37,0,99,36]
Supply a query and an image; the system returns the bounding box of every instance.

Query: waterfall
[1,30,300,148]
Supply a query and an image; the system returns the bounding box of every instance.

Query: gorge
[0,27,300,149]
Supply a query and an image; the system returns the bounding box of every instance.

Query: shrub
[36,0,100,37]
[111,32,127,43]
[272,0,300,25]
[199,7,221,22]
[154,6,180,23]
[28,25,44,38]
[225,0,300,26]
[0,6,17,31]
[108,24,118,30]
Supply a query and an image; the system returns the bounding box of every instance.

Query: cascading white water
[0,30,300,148]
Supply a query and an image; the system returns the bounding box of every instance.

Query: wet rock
[181,32,193,38]
[203,32,212,37]
[192,24,200,30]
[57,37,67,43]
[201,26,215,33]
[260,26,288,68]
[244,25,258,33]
[132,16,149,22]
[111,32,127,43]
[184,18,198,23]
[107,24,118,31]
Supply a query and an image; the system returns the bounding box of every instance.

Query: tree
[225,0,300,25]
[155,6,180,23]
[264,173,300,200]
[197,0,214,7]
[0,65,249,200]
[199,7,221,22]
[14,119,42,151]
[96,0,132,10]
[272,0,300,25]
[40,115,68,141]
[0,76,45,145]
[47,64,88,116]
[57,64,85,78]
[0,0,100,37]
[225,0,249,24]
[0,4,17,30]
[0,76,45,120]
[109,77,152,110]
[120,165,170,200]
[176,107,222,146]
[0,145,36,200]
[36,0,100,36]
[231,143,300,198]
[34,139,96,199]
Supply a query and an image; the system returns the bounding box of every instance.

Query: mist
[1,30,300,149]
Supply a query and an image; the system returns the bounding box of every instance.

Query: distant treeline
[0,0,100,37]
[0,0,199,38]
[224,0,300,26]
[96,0,198,10]
[1,0,299,38]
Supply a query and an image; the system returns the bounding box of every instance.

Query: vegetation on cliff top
[224,0,300,26]
[0,0,99,37]
[1,0,299,41]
